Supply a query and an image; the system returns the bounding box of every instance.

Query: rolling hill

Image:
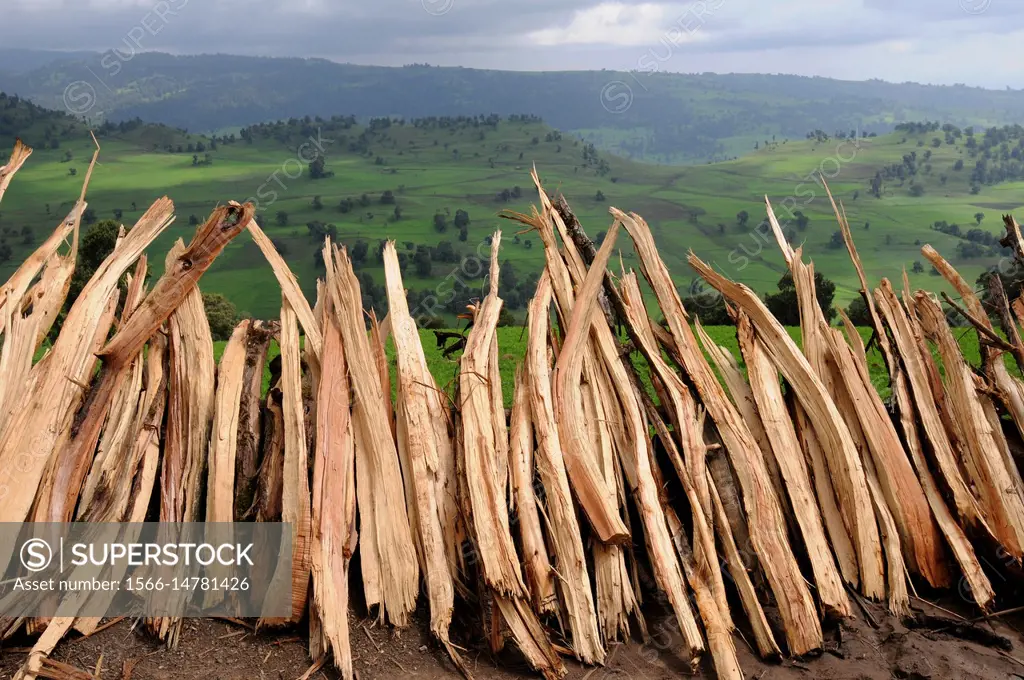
[5,50,1024,164]
[0,98,1020,323]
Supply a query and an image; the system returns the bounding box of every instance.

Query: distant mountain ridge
[0,49,98,75]
[3,49,1024,163]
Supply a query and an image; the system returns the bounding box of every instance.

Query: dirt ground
[2,595,1024,680]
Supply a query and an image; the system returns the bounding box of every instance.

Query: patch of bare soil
[3,596,1023,680]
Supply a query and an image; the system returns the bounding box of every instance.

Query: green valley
[1,94,1020,324]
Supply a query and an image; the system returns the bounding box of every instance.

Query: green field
[0,111,1019,324]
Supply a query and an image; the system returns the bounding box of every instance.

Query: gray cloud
[0,0,1020,87]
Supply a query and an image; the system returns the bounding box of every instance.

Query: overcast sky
[1,0,1022,88]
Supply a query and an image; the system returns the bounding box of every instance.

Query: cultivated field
[1,114,1019,321]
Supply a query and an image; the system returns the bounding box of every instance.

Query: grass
[1,119,1018,324]
[215,324,1007,409]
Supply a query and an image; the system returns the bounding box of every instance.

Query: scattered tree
[845,296,871,326]
[203,293,241,341]
[352,240,369,265]
[497,307,517,327]
[764,271,836,325]
[414,246,432,277]
[794,210,810,231]
[309,156,333,179]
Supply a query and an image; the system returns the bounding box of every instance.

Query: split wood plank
[693,318,788,518]
[327,244,419,627]
[75,269,151,521]
[690,247,887,604]
[736,313,849,618]
[310,292,358,680]
[504,180,628,544]
[872,281,989,531]
[0,139,31,206]
[252,386,286,523]
[622,210,820,656]
[915,292,1024,560]
[922,245,1024,503]
[147,239,218,648]
[207,320,252,524]
[508,365,558,615]
[383,241,467,673]
[834,196,977,596]
[79,333,168,523]
[276,300,313,623]
[544,206,762,660]
[763,197,884,599]
[615,272,730,625]
[0,198,174,525]
[459,230,529,597]
[235,320,278,519]
[525,272,604,663]
[32,253,149,523]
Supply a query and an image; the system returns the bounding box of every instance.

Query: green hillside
[0,102,1019,322]
[7,51,1024,164]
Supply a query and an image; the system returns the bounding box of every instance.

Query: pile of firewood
[2,137,1024,680]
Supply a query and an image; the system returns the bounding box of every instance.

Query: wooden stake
[310,292,358,679]
[525,272,604,664]
[207,320,251,524]
[508,365,558,615]
[383,242,468,673]
[622,212,820,656]
[762,198,884,599]
[234,320,278,519]
[737,314,849,618]
[0,198,173,525]
[328,244,419,627]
